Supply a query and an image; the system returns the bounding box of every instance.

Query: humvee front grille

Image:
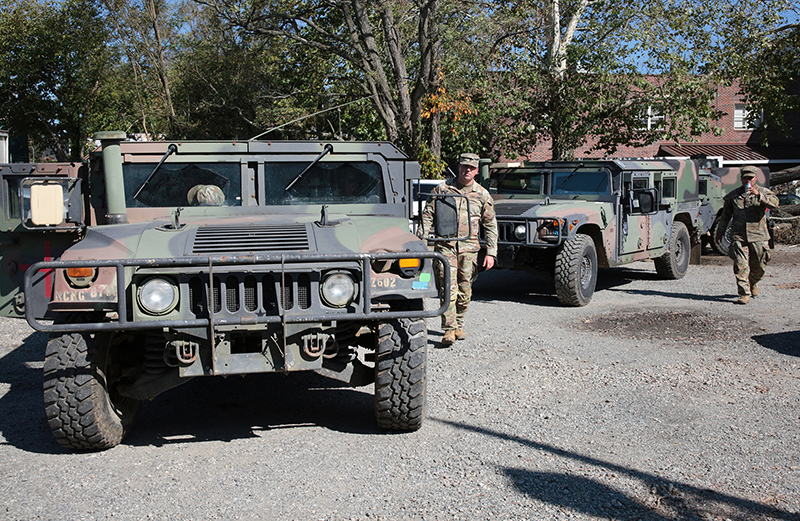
[495,203,538,217]
[191,224,311,254]
[187,273,311,317]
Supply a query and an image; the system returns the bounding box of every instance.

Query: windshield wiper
[284,144,333,192]
[133,144,178,200]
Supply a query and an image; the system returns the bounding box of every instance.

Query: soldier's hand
[483,255,495,270]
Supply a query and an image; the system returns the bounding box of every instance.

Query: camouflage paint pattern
[0,138,450,390]
[717,184,779,243]
[434,250,478,330]
[485,158,725,297]
[730,240,770,297]
[715,171,778,297]
[418,178,497,330]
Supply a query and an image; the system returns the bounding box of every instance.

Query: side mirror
[30,183,65,225]
[637,190,656,214]
[21,177,83,230]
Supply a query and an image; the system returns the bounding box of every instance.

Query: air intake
[191,223,311,254]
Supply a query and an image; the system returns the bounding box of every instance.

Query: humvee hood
[60,214,419,261]
[495,200,602,220]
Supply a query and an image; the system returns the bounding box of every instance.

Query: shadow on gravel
[504,469,670,521]
[752,331,800,357]
[122,372,380,448]
[0,330,63,455]
[437,419,797,521]
[472,266,675,307]
[1,334,381,452]
[604,285,733,303]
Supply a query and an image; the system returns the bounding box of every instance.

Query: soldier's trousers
[434,250,478,330]
[729,240,770,296]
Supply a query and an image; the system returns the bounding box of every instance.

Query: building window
[642,106,664,130]
[734,104,762,130]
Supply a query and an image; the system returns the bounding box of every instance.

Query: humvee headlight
[538,219,562,242]
[514,224,527,240]
[65,267,97,288]
[138,278,178,315]
[321,271,357,308]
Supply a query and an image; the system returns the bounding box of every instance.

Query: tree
[0,0,112,160]
[482,0,791,161]
[194,0,445,157]
[720,13,800,143]
[100,0,183,137]
[171,4,344,140]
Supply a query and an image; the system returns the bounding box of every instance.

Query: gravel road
[0,247,798,521]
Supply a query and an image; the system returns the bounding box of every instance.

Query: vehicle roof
[490,159,676,172]
[103,139,411,160]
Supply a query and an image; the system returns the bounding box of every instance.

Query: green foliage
[0,0,112,160]
[2,0,797,166]
[481,0,789,160]
[721,12,800,143]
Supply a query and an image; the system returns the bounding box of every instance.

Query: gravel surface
[0,247,798,520]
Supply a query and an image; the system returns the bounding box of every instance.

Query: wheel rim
[675,234,686,265]
[580,254,594,290]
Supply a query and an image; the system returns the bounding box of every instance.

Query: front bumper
[24,251,450,333]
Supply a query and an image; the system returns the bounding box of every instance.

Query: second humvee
[483,158,766,306]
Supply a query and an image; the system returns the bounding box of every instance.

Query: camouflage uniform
[419,177,498,330]
[717,174,778,298]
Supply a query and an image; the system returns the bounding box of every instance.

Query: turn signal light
[398,258,420,269]
[67,267,95,278]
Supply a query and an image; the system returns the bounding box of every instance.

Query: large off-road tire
[709,217,732,256]
[654,221,690,279]
[43,331,141,451]
[374,318,427,431]
[554,233,598,307]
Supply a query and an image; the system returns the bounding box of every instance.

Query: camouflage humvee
[0,132,451,450]
[482,158,760,306]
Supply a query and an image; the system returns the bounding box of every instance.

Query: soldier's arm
[418,185,439,239]
[481,195,498,258]
[758,189,779,210]
[716,199,733,240]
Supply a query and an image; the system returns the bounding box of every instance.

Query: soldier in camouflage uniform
[715,165,779,304]
[419,153,498,346]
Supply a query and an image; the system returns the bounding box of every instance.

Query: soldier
[715,165,779,304]
[419,153,498,346]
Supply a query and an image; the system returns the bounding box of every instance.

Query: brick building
[519,79,799,171]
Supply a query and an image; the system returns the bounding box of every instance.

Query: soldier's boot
[736,295,750,305]
[442,330,456,346]
[751,283,759,297]
[454,328,466,341]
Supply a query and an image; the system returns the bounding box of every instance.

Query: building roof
[657,143,799,162]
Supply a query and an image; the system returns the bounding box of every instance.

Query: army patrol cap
[740,166,758,179]
[459,153,479,168]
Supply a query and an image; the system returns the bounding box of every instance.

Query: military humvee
[483,158,762,306]
[0,132,452,450]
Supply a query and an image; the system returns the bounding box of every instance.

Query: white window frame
[734,104,763,130]
[643,106,664,131]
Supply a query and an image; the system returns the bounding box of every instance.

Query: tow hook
[165,340,199,366]
[302,332,332,358]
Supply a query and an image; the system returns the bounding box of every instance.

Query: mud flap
[690,242,702,265]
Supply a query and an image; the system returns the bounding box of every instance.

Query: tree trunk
[769,165,800,186]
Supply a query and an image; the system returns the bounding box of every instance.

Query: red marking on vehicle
[19,242,54,298]
[44,241,53,298]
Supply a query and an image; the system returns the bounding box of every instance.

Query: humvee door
[0,163,85,318]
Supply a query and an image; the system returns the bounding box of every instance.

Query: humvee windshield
[123,161,384,208]
[552,170,609,195]
[492,171,544,195]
